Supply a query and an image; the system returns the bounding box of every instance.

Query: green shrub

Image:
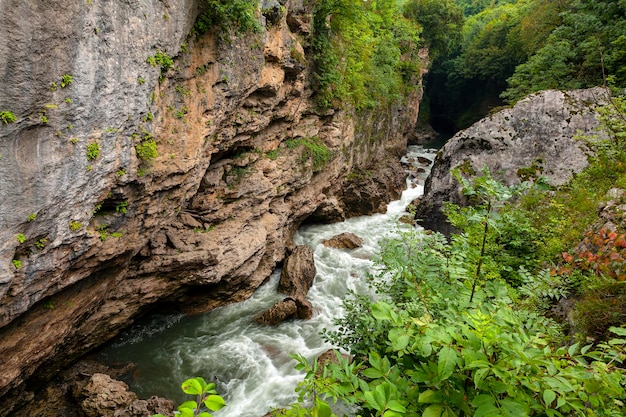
[86,142,100,160]
[135,139,158,162]
[0,111,17,124]
[16,233,25,244]
[193,0,260,36]
[147,51,173,72]
[286,137,332,172]
[69,221,83,231]
[285,172,626,417]
[60,74,73,88]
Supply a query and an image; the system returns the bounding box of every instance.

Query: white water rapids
[97,145,437,417]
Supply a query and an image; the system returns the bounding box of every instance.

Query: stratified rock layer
[0,0,423,412]
[414,88,608,233]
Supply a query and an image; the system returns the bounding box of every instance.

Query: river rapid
[97,145,437,416]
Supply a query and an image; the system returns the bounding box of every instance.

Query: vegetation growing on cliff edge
[312,0,422,110]
[192,0,260,36]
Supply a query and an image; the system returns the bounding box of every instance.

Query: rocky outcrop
[0,0,425,410]
[321,232,364,249]
[277,245,316,298]
[80,374,174,417]
[414,88,609,233]
[255,244,316,325]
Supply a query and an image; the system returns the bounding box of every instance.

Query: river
[96,145,437,416]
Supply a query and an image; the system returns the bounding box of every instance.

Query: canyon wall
[0,0,422,412]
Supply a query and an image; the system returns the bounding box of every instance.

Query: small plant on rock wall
[60,74,73,88]
[27,213,37,222]
[35,238,47,250]
[136,139,158,163]
[115,200,128,214]
[69,221,83,231]
[12,259,22,269]
[16,233,26,244]
[87,142,100,160]
[0,111,17,124]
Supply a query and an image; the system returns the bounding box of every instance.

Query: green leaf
[313,400,332,417]
[204,394,226,411]
[182,377,204,395]
[418,389,442,404]
[474,404,501,417]
[422,404,443,417]
[364,390,380,411]
[387,399,407,413]
[362,367,384,379]
[371,302,393,321]
[177,408,195,417]
[383,411,404,417]
[500,397,529,417]
[543,389,556,406]
[198,413,212,417]
[389,327,410,351]
[472,394,496,409]
[473,367,490,388]
[437,346,458,381]
[178,400,198,411]
[609,326,626,336]
[567,343,580,357]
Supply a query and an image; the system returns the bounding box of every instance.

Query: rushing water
[96,145,437,417]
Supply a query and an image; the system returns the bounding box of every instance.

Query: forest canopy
[413,0,626,131]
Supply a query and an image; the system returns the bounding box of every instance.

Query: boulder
[293,296,314,320]
[278,245,316,298]
[80,373,174,417]
[254,298,297,325]
[321,232,364,249]
[413,88,609,234]
[80,373,137,417]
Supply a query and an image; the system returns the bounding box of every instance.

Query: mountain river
[97,145,438,416]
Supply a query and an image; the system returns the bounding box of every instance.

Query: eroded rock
[321,232,364,249]
[278,245,316,298]
[414,88,609,233]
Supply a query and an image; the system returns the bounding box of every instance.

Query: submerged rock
[414,88,609,234]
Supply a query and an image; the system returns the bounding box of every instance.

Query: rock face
[414,88,609,233]
[0,0,424,411]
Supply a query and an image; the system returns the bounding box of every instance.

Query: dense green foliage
[312,0,422,109]
[423,0,626,131]
[193,0,260,36]
[280,171,626,417]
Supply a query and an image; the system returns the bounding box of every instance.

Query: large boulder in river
[278,245,316,298]
[322,232,364,249]
[254,296,313,325]
[414,88,609,234]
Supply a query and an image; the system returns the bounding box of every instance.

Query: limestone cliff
[414,88,608,233]
[0,0,422,412]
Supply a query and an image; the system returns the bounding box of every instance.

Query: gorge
[0,0,422,414]
[1,0,625,415]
